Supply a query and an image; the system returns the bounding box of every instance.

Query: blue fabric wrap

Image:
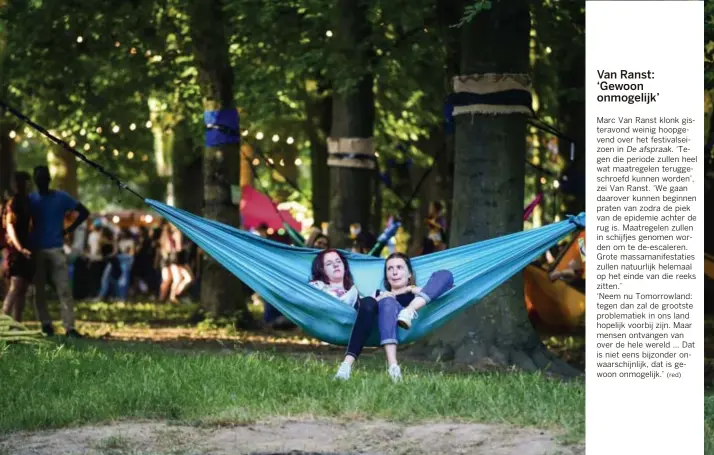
[145,199,584,347]
[204,109,239,147]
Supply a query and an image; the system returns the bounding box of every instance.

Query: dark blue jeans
[345,297,379,359]
[378,269,454,345]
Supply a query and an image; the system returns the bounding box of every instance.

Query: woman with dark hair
[2,172,34,322]
[373,252,453,381]
[309,248,378,380]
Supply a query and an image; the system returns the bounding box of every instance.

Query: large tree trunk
[305,87,331,226]
[327,0,375,248]
[188,0,251,325]
[555,4,585,216]
[172,119,204,215]
[0,123,15,200]
[48,143,78,197]
[410,0,578,377]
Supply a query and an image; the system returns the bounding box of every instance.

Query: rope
[0,100,145,201]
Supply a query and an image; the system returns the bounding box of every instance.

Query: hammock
[147,199,585,346]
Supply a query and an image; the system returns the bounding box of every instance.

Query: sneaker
[334,362,352,381]
[41,323,55,337]
[65,329,84,339]
[388,364,402,382]
[397,308,417,329]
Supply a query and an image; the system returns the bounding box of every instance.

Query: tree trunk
[327,0,375,248]
[0,123,15,200]
[188,0,251,325]
[305,89,331,226]
[48,142,78,197]
[239,142,254,188]
[172,119,204,215]
[555,6,585,216]
[409,0,579,377]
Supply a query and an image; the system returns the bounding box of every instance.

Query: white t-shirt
[309,280,359,307]
[87,231,102,260]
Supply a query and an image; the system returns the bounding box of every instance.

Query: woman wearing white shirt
[308,249,377,380]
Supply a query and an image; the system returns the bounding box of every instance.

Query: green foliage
[452,0,493,28]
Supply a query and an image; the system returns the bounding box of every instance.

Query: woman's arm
[5,223,30,257]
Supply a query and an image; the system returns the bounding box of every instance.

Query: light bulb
[127,151,134,159]
[129,123,136,131]
[268,158,274,164]
[96,127,102,134]
[242,130,249,137]
[76,36,83,43]
[8,131,16,139]
[272,134,279,142]
[114,41,121,47]
[146,121,153,128]
[83,144,90,151]
[112,125,120,133]
[69,140,76,147]
[80,128,86,136]
[553,180,560,189]
[326,30,333,37]
[295,158,302,166]
[112,216,120,223]
[145,215,153,223]
[286,137,294,144]
[252,158,259,165]
[113,149,119,156]
[279,159,285,166]
[256,132,264,140]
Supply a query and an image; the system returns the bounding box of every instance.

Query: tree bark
[188,0,251,325]
[172,118,204,215]
[305,88,331,226]
[409,0,579,377]
[0,123,15,201]
[239,143,254,188]
[48,142,78,197]
[327,0,375,248]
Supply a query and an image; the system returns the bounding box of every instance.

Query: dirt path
[2,418,583,455]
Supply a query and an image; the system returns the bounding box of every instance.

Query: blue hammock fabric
[146,199,585,347]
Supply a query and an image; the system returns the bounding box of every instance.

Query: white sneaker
[397,307,418,329]
[334,362,352,380]
[388,364,402,382]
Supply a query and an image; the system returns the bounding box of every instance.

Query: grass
[0,338,585,442]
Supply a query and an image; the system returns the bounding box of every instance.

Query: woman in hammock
[370,252,453,381]
[309,248,378,380]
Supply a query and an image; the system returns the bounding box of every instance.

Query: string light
[272,134,279,142]
[83,144,90,151]
[294,158,302,166]
[326,30,333,37]
[286,137,294,144]
[242,130,249,137]
[145,121,152,128]
[61,131,69,138]
[114,41,121,47]
[76,36,83,43]
[112,125,120,133]
[96,127,102,134]
[127,151,134,159]
[80,128,86,136]
[112,216,120,223]
[8,130,15,139]
[540,177,547,185]
[279,159,285,166]
[267,228,275,235]
[129,123,136,131]
[268,158,274,164]
[69,140,76,147]
[252,158,259,165]
[553,180,560,189]
[130,47,137,55]
[113,149,119,156]
[256,132,264,140]
[375,152,379,157]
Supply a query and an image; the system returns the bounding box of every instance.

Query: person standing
[29,166,89,337]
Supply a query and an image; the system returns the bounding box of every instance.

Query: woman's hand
[20,248,32,258]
